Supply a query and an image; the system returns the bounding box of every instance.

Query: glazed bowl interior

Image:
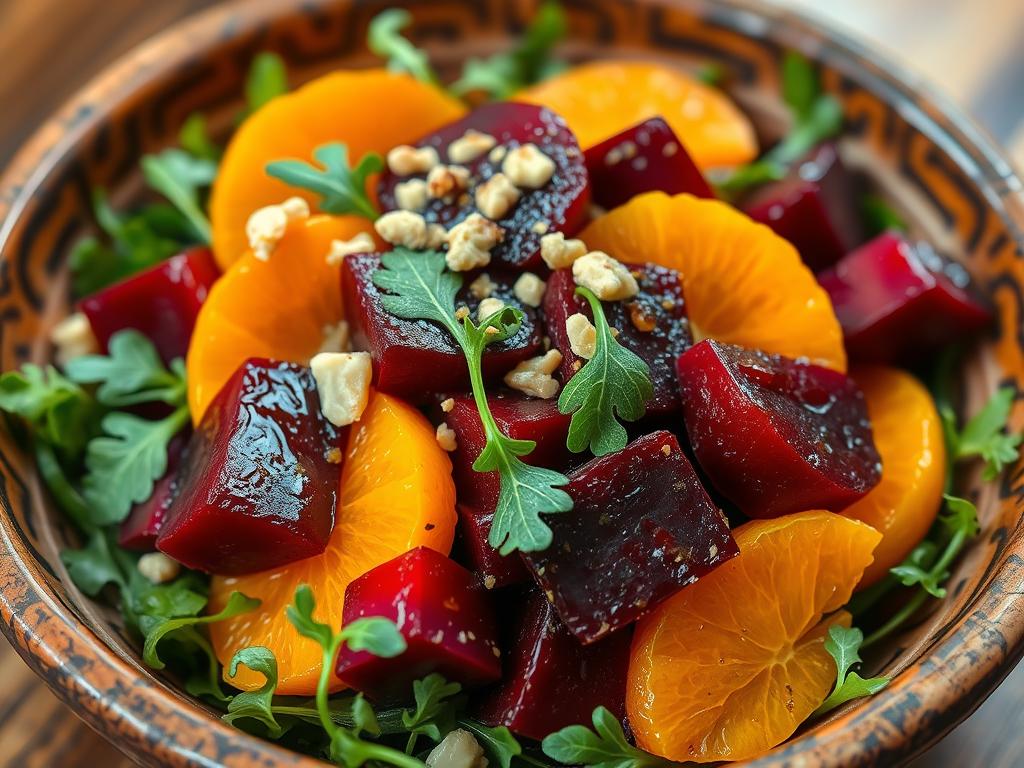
[1,0,1024,766]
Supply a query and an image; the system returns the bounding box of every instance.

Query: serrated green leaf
[141,149,216,243]
[403,674,462,742]
[367,9,439,85]
[813,624,889,715]
[65,329,186,407]
[0,364,97,456]
[373,249,462,325]
[223,646,285,737]
[142,590,259,670]
[459,720,523,768]
[543,706,669,767]
[266,142,382,220]
[61,528,128,596]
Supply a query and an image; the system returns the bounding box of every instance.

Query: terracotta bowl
[1,0,1023,765]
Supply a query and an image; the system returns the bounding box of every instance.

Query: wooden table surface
[1,1,1023,766]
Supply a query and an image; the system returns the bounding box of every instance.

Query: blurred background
[0,0,1022,765]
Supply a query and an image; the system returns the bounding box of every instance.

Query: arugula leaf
[342,617,409,657]
[223,646,286,737]
[62,528,128,596]
[143,590,259,669]
[367,9,440,86]
[862,194,907,236]
[403,674,462,744]
[458,720,523,768]
[372,249,573,555]
[267,143,382,221]
[813,625,889,715]
[245,52,288,115]
[947,388,1023,480]
[558,287,653,456]
[179,113,221,162]
[543,706,670,767]
[0,364,96,456]
[141,149,217,243]
[65,330,186,407]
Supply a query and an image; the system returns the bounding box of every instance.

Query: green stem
[405,732,418,755]
[316,637,345,742]
[464,325,504,448]
[34,440,95,532]
[351,740,426,768]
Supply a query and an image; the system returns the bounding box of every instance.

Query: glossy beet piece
[157,359,341,574]
[521,431,736,643]
[473,590,632,741]
[743,143,864,272]
[677,340,881,519]
[80,247,219,363]
[584,117,713,209]
[544,264,691,415]
[442,394,572,587]
[817,232,992,364]
[378,102,590,270]
[118,434,188,551]
[336,547,501,700]
[344,254,543,400]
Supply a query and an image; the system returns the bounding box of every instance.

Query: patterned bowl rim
[1,0,1023,766]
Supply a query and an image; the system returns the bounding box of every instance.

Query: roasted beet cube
[520,431,736,643]
[118,434,188,551]
[80,247,219,363]
[743,143,864,272]
[344,254,543,400]
[473,590,632,741]
[817,232,992,364]
[585,117,713,210]
[677,340,881,519]
[336,547,501,700]
[544,264,691,416]
[378,102,590,270]
[157,359,341,574]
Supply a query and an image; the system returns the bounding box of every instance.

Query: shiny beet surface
[157,359,341,574]
[80,247,219,363]
[520,431,737,643]
[743,143,865,272]
[584,117,714,209]
[378,102,590,270]
[677,340,881,519]
[336,547,501,701]
[473,590,632,741]
[344,254,543,401]
[817,231,992,364]
[544,264,691,416]
[118,434,188,551]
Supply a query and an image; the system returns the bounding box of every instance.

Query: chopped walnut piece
[374,210,430,249]
[572,251,639,300]
[138,552,181,584]
[502,143,556,188]
[426,223,448,250]
[445,213,503,271]
[440,397,455,413]
[326,232,375,266]
[628,302,658,332]
[448,130,497,164]
[513,272,546,308]
[566,313,597,359]
[477,296,506,323]
[51,312,99,366]
[394,178,429,211]
[246,196,310,261]
[488,145,508,164]
[435,422,458,452]
[426,164,471,201]
[386,144,439,176]
[504,349,563,399]
[540,231,587,270]
[468,273,496,300]
[475,172,521,220]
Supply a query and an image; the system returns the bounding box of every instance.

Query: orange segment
[211,70,465,269]
[627,511,881,763]
[843,367,946,587]
[581,192,846,371]
[517,61,757,168]
[209,391,457,694]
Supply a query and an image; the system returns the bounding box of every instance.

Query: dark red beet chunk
[344,254,543,401]
[817,232,992,364]
[520,431,736,644]
[157,359,341,575]
[743,143,865,272]
[119,434,188,551]
[80,247,219,363]
[336,547,501,701]
[544,264,691,416]
[584,117,713,209]
[473,590,632,741]
[677,340,881,519]
[442,394,572,588]
[378,102,590,270]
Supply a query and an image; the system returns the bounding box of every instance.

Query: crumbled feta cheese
[488,145,507,164]
[455,306,470,321]
[477,297,506,323]
[566,313,597,359]
[386,144,439,176]
[426,223,448,250]
[530,220,549,234]
[468,273,496,300]
[661,443,672,456]
[426,729,487,768]
[317,321,351,355]
[540,231,587,270]
[394,179,429,211]
[448,130,497,164]
[138,552,180,584]
[246,197,310,261]
[513,273,546,308]
[445,213,503,271]
[440,397,455,413]
[475,172,521,220]
[326,232,375,266]
[51,312,98,366]
[310,352,372,427]
[504,350,563,399]
[435,422,458,452]
[502,143,556,189]
[426,164,471,201]
[374,210,430,249]
[572,251,639,300]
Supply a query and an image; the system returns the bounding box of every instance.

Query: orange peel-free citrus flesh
[210,70,466,269]
[208,391,457,694]
[581,193,847,372]
[186,214,377,424]
[517,61,758,169]
[843,367,946,587]
[627,511,881,763]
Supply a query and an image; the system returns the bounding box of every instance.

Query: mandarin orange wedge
[517,61,757,168]
[842,367,946,587]
[210,70,465,269]
[627,511,881,763]
[581,192,847,371]
[209,391,457,694]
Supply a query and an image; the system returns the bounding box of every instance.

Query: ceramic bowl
[1,0,1023,765]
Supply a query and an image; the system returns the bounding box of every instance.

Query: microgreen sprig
[368,9,441,86]
[941,386,1022,481]
[141,149,217,243]
[814,624,889,716]
[543,706,671,768]
[267,143,383,221]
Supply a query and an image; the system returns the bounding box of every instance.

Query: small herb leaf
[814,624,889,715]
[459,720,523,768]
[373,249,463,326]
[179,113,221,162]
[266,143,382,220]
[367,9,440,85]
[245,52,288,115]
[0,364,96,456]
[65,330,186,407]
[141,149,217,243]
[543,706,670,767]
[340,617,407,658]
[954,387,1022,480]
[403,674,462,742]
[224,646,285,737]
[142,590,259,670]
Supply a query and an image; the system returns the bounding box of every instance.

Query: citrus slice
[210,70,465,269]
[627,511,881,763]
[517,61,757,168]
[581,192,847,371]
[208,391,457,694]
[842,367,946,587]
[186,214,376,424]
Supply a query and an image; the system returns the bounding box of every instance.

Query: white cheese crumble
[572,251,639,300]
[488,145,508,164]
[435,422,458,452]
[504,349,563,399]
[475,172,521,220]
[426,729,488,768]
[138,552,181,585]
[513,272,545,308]
[386,144,439,176]
[394,178,429,211]
[502,143,556,189]
[566,313,597,359]
[540,231,587,270]
[440,397,455,413]
[448,130,497,164]
[317,321,351,355]
[445,214,503,271]
[246,196,310,261]
[426,223,448,250]
[326,232,376,266]
[51,312,99,366]
[426,164,471,201]
[468,273,496,300]
[477,296,506,323]
[310,352,372,427]
[374,210,431,250]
